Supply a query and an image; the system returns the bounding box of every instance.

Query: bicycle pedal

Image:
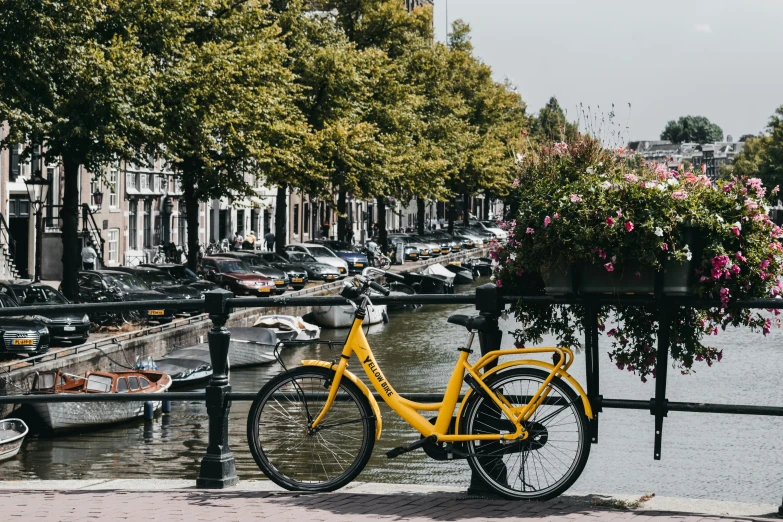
[386,435,436,459]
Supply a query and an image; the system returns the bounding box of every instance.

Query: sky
[431,0,783,142]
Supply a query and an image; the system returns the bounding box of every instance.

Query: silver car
[285,243,349,277]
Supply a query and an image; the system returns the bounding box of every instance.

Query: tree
[148,1,307,270]
[731,106,783,202]
[0,0,158,299]
[530,96,578,143]
[660,115,723,144]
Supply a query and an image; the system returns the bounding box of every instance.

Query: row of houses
[627,137,747,177]
[0,129,498,282]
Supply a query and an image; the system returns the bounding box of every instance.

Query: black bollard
[196,288,239,489]
[467,283,506,496]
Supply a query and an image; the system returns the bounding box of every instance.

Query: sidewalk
[0,480,778,521]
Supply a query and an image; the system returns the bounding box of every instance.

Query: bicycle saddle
[447,313,491,332]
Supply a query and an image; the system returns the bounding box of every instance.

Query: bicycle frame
[306,305,593,444]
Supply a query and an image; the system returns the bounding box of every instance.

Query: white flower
[732,221,742,231]
[586,166,595,174]
[654,227,663,237]
[667,178,679,187]
[656,183,667,191]
[716,215,724,223]
[686,251,693,261]
[509,253,517,261]
[490,275,496,281]
[599,181,611,190]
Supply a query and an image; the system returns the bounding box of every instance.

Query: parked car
[427,231,461,253]
[75,270,176,323]
[139,263,219,293]
[199,257,277,296]
[282,252,341,281]
[451,234,476,250]
[405,234,443,257]
[386,235,422,262]
[454,227,492,246]
[285,243,349,276]
[0,282,89,345]
[112,266,204,300]
[220,252,289,294]
[470,219,508,240]
[307,240,369,273]
[0,293,51,357]
[253,252,309,289]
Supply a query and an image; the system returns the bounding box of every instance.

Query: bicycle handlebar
[368,281,390,296]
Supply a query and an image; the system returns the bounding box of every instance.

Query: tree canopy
[660,115,723,144]
[731,106,783,202]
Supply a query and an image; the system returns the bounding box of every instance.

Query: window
[139,377,150,388]
[140,172,149,191]
[45,166,60,228]
[143,199,152,248]
[304,203,310,234]
[293,204,299,234]
[128,376,140,391]
[9,144,20,182]
[89,178,98,206]
[86,375,113,392]
[178,201,187,246]
[129,201,138,249]
[237,209,245,235]
[108,169,119,208]
[116,378,128,393]
[108,229,119,263]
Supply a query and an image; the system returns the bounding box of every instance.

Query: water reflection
[2,278,783,504]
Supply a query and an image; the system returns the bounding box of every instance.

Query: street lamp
[162,196,174,245]
[24,166,51,282]
[93,190,104,211]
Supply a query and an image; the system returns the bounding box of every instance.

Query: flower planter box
[543,260,695,296]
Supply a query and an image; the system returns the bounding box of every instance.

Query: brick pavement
[0,488,775,522]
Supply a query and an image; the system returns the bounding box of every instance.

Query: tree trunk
[484,197,490,220]
[337,187,346,242]
[60,154,81,300]
[447,203,455,234]
[462,193,471,227]
[183,178,200,272]
[377,196,387,254]
[275,184,287,255]
[416,197,425,234]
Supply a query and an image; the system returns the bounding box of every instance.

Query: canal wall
[0,248,488,418]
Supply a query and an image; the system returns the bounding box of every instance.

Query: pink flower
[761,259,771,270]
[526,227,534,235]
[635,271,641,279]
[624,221,634,232]
[723,181,735,193]
[512,178,520,187]
[495,279,503,288]
[544,216,551,227]
[570,194,583,203]
[604,262,614,272]
[597,249,606,259]
[624,173,638,183]
[660,243,669,251]
[735,251,747,262]
[616,209,623,218]
[719,287,730,308]
[732,227,740,237]
[712,255,730,269]
[730,264,741,275]
[671,190,688,200]
[774,185,780,194]
[553,212,560,219]
[763,318,772,336]
[605,217,615,226]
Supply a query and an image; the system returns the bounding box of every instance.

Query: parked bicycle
[247,268,592,500]
[360,244,391,270]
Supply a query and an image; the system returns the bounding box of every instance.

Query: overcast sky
[432,0,783,142]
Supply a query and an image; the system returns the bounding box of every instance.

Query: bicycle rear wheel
[247,366,376,492]
[460,367,591,501]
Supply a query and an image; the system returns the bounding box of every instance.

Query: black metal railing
[81,203,106,264]
[0,212,17,272]
[0,286,782,510]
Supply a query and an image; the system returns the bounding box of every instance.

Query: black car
[139,263,219,293]
[254,252,309,290]
[281,252,341,281]
[75,270,176,323]
[0,282,90,345]
[112,266,204,300]
[0,293,51,357]
[221,252,290,294]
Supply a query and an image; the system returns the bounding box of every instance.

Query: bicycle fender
[454,361,593,435]
[301,360,382,440]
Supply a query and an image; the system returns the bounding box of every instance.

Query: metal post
[467,283,506,495]
[583,300,601,443]
[34,208,43,282]
[197,289,239,488]
[652,303,670,461]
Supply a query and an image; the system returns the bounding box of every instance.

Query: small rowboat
[0,418,28,461]
[154,344,213,387]
[29,369,172,432]
[226,327,278,367]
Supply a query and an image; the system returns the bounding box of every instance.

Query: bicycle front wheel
[247,366,376,492]
[460,367,591,501]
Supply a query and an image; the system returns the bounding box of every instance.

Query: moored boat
[0,418,28,461]
[252,315,321,341]
[386,282,420,312]
[443,263,474,284]
[29,369,172,432]
[310,302,387,328]
[154,344,213,387]
[226,327,278,367]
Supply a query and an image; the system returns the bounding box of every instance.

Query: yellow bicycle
[247,269,593,500]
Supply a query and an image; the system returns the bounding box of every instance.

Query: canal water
[2,277,783,504]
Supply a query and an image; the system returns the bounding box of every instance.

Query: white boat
[252,315,321,341]
[227,328,278,367]
[311,302,388,329]
[422,263,457,285]
[0,418,28,461]
[30,370,172,433]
